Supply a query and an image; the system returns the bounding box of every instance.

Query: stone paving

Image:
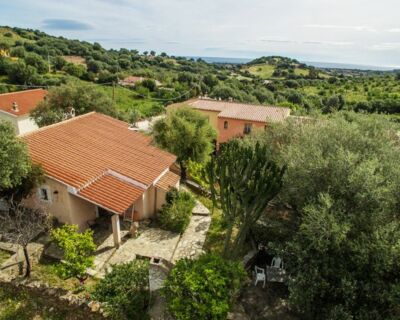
[121,227,180,261]
[88,199,211,281]
[87,230,129,277]
[192,199,211,216]
[172,214,211,262]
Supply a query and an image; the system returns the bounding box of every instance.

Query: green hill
[241,56,328,79]
[0,26,399,118]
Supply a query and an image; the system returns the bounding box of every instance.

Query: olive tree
[0,121,31,192]
[31,83,116,127]
[153,107,216,180]
[0,199,51,277]
[246,112,400,319]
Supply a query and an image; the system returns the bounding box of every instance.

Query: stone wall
[0,280,105,319]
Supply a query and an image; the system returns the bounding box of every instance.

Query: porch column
[111,214,121,248]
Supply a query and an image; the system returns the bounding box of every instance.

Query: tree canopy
[51,224,96,284]
[163,254,245,320]
[244,112,400,319]
[0,121,31,192]
[92,260,150,320]
[31,83,117,127]
[152,107,216,180]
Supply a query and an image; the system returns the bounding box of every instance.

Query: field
[97,84,164,118]
[63,55,87,66]
[300,76,400,103]
[244,63,312,79]
[246,64,276,78]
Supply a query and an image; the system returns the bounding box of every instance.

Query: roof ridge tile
[19,111,96,137]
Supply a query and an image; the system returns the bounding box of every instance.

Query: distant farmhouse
[0,89,47,135]
[22,112,179,247]
[119,76,161,87]
[169,98,291,144]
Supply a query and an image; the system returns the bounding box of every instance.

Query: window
[244,123,252,134]
[224,120,228,129]
[38,186,51,202]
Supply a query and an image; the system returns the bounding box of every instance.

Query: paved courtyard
[89,199,211,278]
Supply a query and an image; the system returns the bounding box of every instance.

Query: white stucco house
[0,89,46,135]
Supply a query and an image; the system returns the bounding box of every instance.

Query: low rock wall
[0,280,106,319]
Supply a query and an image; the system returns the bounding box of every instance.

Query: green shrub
[187,160,208,189]
[51,224,95,283]
[158,189,195,233]
[92,260,150,320]
[163,254,245,320]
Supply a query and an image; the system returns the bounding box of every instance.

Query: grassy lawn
[64,78,164,119]
[98,84,163,118]
[294,67,308,76]
[245,64,276,78]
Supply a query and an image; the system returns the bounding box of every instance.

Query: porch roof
[155,171,180,191]
[77,173,144,214]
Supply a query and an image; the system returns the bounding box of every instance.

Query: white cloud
[370,42,400,50]
[1,0,400,66]
[304,24,377,32]
[259,39,354,46]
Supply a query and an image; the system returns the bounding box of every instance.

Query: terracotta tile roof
[22,112,177,191]
[188,99,290,123]
[78,173,144,214]
[156,171,180,192]
[188,99,226,112]
[0,89,47,116]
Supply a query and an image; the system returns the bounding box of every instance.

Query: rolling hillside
[0,26,399,118]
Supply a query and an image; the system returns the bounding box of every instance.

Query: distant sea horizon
[186,56,397,71]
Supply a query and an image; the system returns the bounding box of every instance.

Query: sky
[1,0,400,67]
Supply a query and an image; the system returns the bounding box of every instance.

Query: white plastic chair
[254,266,266,288]
[271,257,284,269]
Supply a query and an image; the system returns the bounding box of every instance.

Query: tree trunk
[23,246,31,278]
[180,161,187,181]
[231,222,251,259]
[78,275,87,285]
[222,223,234,258]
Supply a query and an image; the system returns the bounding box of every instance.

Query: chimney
[63,106,76,120]
[11,101,19,112]
[228,97,233,102]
